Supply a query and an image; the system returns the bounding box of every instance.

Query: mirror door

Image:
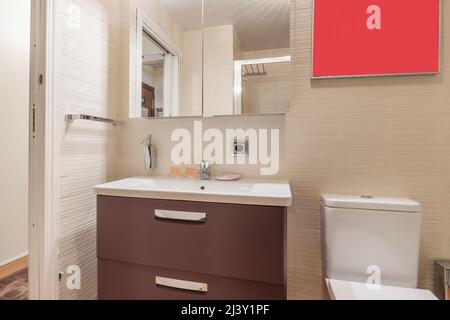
[129,0,291,119]
[203,0,291,116]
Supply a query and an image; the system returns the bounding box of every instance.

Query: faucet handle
[199,160,211,180]
[200,160,210,171]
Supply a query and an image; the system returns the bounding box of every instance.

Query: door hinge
[32,105,36,139]
[39,74,44,85]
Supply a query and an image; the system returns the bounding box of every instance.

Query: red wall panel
[312,0,440,78]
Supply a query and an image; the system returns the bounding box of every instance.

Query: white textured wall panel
[56,0,121,300]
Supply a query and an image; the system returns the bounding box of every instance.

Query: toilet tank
[321,195,421,288]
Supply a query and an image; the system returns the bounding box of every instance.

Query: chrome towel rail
[65,114,124,126]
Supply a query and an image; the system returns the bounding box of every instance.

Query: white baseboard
[0,252,29,268]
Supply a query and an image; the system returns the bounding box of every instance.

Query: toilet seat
[326,278,437,300]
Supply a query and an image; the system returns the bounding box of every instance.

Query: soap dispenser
[142,134,156,172]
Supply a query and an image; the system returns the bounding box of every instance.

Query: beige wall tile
[391,112,450,141]
[287,0,450,299]
[292,113,341,141]
[389,77,449,114]
[342,113,391,141]
[341,78,391,114]
[391,141,447,183]
[342,141,391,182]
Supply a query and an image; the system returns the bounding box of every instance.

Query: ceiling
[161,0,290,51]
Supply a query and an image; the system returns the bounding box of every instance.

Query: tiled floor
[0,268,28,300]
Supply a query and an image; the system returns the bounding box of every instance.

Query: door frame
[132,7,182,118]
[29,0,59,300]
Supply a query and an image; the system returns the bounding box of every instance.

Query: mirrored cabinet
[129,0,291,119]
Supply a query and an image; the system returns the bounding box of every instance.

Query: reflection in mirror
[235,56,291,115]
[204,0,291,116]
[162,0,204,117]
[132,1,203,119]
[141,32,167,118]
[131,0,290,119]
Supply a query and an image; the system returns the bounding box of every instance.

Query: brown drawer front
[97,196,286,285]
[98,259,285,300]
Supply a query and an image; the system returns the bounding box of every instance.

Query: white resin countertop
[94,176,292,207]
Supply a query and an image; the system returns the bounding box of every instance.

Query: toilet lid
[327,279,438,300]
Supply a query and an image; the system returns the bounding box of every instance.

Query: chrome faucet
[199,160,211,180]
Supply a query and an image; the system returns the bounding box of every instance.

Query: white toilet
[321,194,437,300]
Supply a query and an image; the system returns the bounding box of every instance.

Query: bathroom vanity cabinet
[97,195,287,300]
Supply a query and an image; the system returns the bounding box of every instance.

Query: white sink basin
[94,176,292,207]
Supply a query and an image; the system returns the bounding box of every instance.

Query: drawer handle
[154,209,207,222]
[155,276,208,293]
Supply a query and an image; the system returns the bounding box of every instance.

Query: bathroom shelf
[65,114,124,126]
